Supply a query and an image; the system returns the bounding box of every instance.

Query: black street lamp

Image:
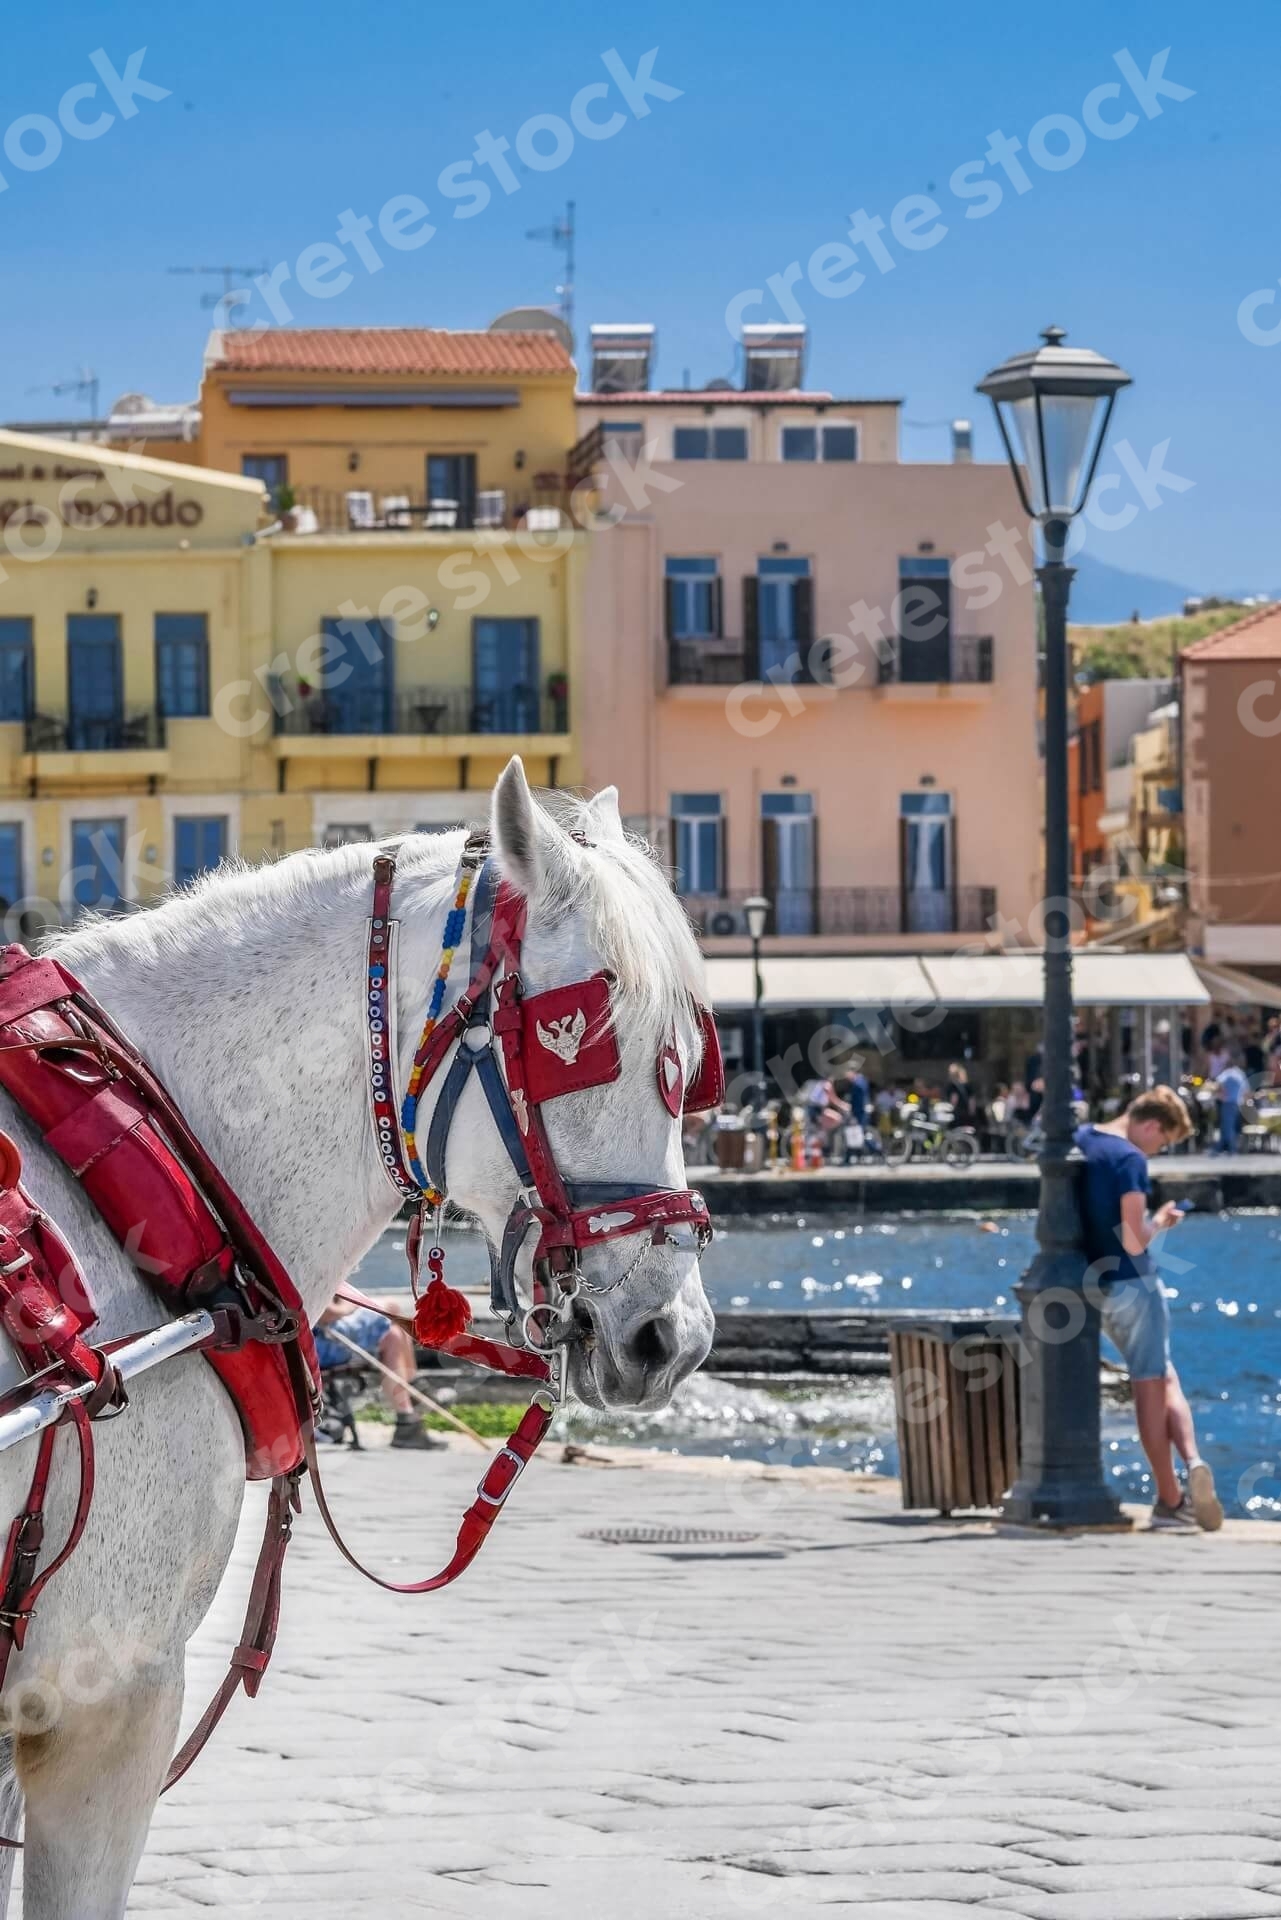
[743,893,770,1083]
[977,326,1132,1527]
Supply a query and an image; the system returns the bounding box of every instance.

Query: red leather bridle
[364,836,719,1360]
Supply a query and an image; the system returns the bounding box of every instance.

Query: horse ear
[582,785,626,846]
[491,756,571,899]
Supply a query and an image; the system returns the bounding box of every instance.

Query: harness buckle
[476,1445,528,1506]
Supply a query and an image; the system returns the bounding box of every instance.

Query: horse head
[438,757,715,1412]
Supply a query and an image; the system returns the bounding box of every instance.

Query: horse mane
[52,792,708,1074]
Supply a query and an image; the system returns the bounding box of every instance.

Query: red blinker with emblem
[518,971,620,1105]
[683,1006,725,1114]
[657,1041,684,1116]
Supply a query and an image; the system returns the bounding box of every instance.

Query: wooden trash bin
[888,1313,1022,1515]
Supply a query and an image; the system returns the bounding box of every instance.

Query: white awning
[921,952,1209,1009]
[703,955,934,1011]
[1194,960,1281,1010]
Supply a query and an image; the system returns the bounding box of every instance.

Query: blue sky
[3,0,1279,592]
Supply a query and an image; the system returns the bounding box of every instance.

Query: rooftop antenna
[524,201,575,344]
[25,365,99,418]
[168,263,271,328]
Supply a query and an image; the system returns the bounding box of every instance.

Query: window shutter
[948,815,958,932]
[716,813,728,897]
[712,573,724,639]
[667,816,681,889]
[793,575,814,646]
[742,576,760,679]
[664,577,679,643]
[897,818,909,934]
[761,813,779,914]
[810,813,821,930]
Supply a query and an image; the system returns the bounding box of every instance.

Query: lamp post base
[1001,1156,1130,1531]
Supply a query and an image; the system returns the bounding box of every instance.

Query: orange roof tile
[208,328,574,377]
[1180,605,1281,662]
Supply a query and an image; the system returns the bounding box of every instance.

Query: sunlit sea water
[354,1211,1281,1519]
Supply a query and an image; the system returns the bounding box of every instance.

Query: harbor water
[353,1211,1281,1519]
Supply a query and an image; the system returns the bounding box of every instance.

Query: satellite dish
[489,307,574,353]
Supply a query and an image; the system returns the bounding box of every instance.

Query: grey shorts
[1100,1275,1171,1382]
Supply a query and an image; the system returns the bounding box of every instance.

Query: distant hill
[1068,551,1195,624]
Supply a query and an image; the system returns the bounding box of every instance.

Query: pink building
[577,326,1041,996]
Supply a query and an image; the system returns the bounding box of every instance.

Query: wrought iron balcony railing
[270,682,570,738]
[878,633,994,686]
[680,885,998,939]
[667,639,831,688]
[25,709,166,752]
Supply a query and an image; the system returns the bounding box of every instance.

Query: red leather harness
[0,837,723,1813]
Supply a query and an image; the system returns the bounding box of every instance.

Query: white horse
[0,759,714,1917]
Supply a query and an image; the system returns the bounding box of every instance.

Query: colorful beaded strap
[364,843,479,1205]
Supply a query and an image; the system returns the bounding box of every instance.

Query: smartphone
[1173,1198,1195,1213]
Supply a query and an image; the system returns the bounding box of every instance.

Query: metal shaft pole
[752,933,765,1080]
[1003,526,1125,1528]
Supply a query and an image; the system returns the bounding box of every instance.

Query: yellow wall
[198,369,578,511]
[0,427,584,919]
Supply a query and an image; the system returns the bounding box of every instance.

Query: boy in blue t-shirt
[1075,1086,1222,1531]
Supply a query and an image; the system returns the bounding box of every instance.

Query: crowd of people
[693,1014,1281,1167]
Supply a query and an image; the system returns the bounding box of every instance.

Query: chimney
[951,419,973,463]
[589,324,655,393]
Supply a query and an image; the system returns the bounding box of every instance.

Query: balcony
[24,709,166,752]
[877,634,994,689]
[681,885,998,940]
[667,638,830,689]
[270,683,570,740]
[286,482,572,536]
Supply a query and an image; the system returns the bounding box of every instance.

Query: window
[670,793,723,896]
[155,614,209,718]
[900,793,953,934]
[893,557,952,683]
[241,455,288,508]
[67,615,123,750]
[602,421,644,454]
[781,424,859,461]
[664,557,721,640]
[713,427,747,459]
[0,825,22,910]
[426,453,478,529]
[318,617,394,732]
[0,621,32,724]
[174,816,227,887]
[472,618,540,732]
[70,818,125,912]
[754,556,813,678]
[322,824,373,847]
[782,426,818,462]
[672,426,749,460]
[761,793,816,935]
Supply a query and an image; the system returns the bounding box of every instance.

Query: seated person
[313,1299,444,1451]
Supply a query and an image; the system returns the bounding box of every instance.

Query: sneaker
[1150,1495,1198,1531]
[391,1414,447,1452]
[1188,1461,1224,1532]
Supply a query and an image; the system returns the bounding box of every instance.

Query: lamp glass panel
[1037,392,1109,516]
[1000,392,1109,518]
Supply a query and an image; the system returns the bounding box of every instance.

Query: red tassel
[413,1277,473,1348]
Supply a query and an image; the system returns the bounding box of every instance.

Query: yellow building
[0,323,587,921]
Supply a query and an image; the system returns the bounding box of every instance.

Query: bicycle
[884,1102,980,1169]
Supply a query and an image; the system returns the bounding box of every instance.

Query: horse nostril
[626,1314,679,1378]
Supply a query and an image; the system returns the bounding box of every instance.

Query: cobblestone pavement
[114,1440,1281,1918]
